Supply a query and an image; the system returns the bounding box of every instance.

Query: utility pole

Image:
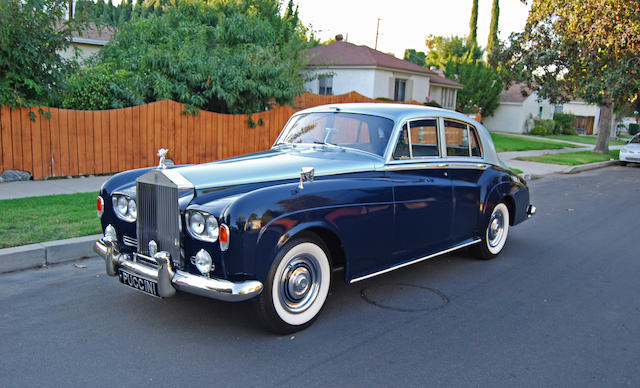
[375,17,381,49]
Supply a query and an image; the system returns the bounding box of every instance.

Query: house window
[538,106,543,118]
[394,79,406,101]
[319,76,333,95]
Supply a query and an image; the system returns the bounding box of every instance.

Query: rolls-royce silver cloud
[94,103,535,333]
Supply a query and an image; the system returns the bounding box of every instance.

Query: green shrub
[530,125,547,136]
[562,126,578,135]
[62,64,143,110]
[533,119,555,135]
[375,97,393,102]
[553,112,575,134]
[629,123,640,136]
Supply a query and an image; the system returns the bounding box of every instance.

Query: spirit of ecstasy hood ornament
[157,148,168,169]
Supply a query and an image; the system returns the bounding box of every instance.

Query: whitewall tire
[472,202,510,260]
[258,235,331,333]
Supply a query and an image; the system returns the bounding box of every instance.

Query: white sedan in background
[620,134,640,165]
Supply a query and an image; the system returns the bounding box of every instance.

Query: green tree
[0,0,84,107]
[494,0,640,153]
[486,0,499,60]
[403,49,427,67]
[69,0,312,114]
[445,59,503,117]
[468,0,478,45]
[425,35,483,69]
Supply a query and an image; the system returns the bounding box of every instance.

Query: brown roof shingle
[308,41,435,75]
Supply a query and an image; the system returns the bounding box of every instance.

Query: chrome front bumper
[94,238,263,302]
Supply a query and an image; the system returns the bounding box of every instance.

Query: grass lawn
[546,134,627,146]
[509,168,523,174]
[490,133,580,152]
[0,192,101,249]
[516,150,620,166]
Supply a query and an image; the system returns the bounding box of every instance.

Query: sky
[292,0,532,58]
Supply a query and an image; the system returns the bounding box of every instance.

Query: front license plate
[118,270,160,298]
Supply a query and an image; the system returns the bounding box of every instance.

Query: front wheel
[257,235,331,334]
[471,202,510,260]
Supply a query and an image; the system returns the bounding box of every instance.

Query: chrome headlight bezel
[112,194,137,222]
[185,209,219,242]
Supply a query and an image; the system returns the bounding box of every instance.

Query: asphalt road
[2,166,640,387]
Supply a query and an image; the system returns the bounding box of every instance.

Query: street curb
[562,160,619,174]
[0,234,101,273]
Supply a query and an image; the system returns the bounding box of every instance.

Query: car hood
[173,146,383,190]
[623,143,640,151]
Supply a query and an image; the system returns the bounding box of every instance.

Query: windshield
[629,134,640,144]
[276,112,395,157]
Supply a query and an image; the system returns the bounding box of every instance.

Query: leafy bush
[553,112,575,134]
[562,126,577,135]
[530,125,547,136]
[0,0,83,107]
[375,97,393,102]
[533,119,555,135]
[629,123,640,136]
[62,64,143,110]
[444,59,503,118]
[73,0,312,113]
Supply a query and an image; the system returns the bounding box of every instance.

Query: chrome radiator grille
[136,170,180,267]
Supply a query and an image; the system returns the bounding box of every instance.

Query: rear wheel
[257,235,331,334]
[471,202,510,260]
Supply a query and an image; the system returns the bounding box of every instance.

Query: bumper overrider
[94,238,263,302]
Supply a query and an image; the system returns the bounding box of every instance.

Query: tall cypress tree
[487,0,500,59]
[468,0,478,45]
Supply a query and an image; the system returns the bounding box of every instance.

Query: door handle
[437,163,449,168]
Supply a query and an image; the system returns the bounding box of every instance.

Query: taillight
[97,196,104,218]
[219,224,230,251]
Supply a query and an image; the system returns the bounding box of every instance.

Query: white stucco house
[60,23,116,62]
[483,83,603,135]
[304,37,462,110]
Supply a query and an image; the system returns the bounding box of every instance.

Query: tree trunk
[593,101,613,153]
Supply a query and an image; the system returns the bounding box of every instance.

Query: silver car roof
[293,103,504,167]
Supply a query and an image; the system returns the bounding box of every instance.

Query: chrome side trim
[384,163,447,171]
[349,238,482,283]
[447,162,489,170]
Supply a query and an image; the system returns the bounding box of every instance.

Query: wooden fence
[0,92,420,179]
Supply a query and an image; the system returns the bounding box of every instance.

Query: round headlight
[205,215,219,240]
[190,212,205,235]
[116,196,128,216]
[127,199,137,218]
[194,249,213,274]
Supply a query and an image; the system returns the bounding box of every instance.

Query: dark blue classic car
[94,103,535,333]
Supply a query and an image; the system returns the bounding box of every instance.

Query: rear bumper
[94,238,263,302]
[527,204,536,217]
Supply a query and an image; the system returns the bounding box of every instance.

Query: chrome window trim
[385,117,443,163]
[442,118,484,158]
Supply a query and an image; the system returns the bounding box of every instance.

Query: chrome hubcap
[279,256,321,314]
[488,210,505,248]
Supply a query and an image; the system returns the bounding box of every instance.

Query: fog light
[104,224,117,243]
[193,249,213,274]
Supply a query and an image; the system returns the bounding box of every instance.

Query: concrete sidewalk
[0,174,111,200]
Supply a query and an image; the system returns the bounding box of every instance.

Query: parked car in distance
[94,103,535,333]
[620,134,640,165]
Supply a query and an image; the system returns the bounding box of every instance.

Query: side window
[469,125,482,157]
[444,120,483,157]
[393,124,410,159]
[393,119,440,160]
[409,119,439,157]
